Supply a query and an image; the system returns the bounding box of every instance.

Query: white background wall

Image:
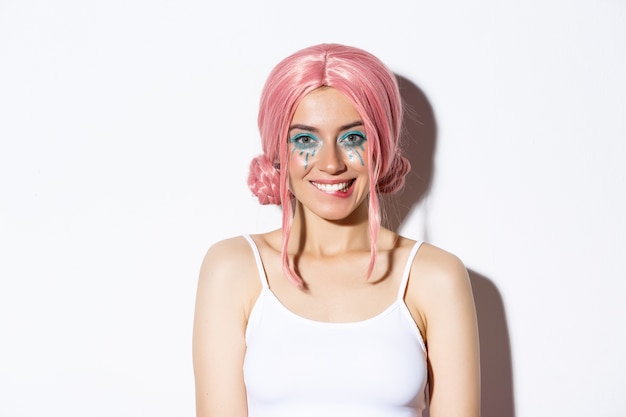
[1,1,625,416]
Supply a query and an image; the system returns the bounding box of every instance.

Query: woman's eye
[340,131,366,146]
[290,133,319,148]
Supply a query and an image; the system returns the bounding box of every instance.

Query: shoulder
[412,242,469,288]
[386,232,468,285]
[405,242,474,329]
[201,235,257,274]
[196,235,262,316]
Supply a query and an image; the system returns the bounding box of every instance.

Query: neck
[288,201,372,257]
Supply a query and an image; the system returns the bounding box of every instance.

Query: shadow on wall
[389,75,516,417]
[380,74,436,231]
[469,270,516,417]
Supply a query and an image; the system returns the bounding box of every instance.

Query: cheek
[341,143,369,169]
[289,146,318,170]
[343,146,366,167]
[287,153,312,193]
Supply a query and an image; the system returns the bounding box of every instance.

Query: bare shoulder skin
[192,236,262,417]
[405,242,481,417]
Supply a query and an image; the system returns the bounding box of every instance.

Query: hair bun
[248,154,282,205]
[376,154,411,194]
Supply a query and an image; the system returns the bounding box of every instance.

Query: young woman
[192,43,480,417]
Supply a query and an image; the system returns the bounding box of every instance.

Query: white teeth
[312,181,351,193]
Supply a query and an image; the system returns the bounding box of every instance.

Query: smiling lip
[310,179,355,194]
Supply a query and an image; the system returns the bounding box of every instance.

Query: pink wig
[247,43,410,287]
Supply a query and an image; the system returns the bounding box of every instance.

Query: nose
[318,142,346,174]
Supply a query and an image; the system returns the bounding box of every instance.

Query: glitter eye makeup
[339,131,367,166]
[290,133,321,169]
[289,128,367,169]
[339,131,367,147]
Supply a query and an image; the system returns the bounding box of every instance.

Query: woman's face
[287,87,370,222]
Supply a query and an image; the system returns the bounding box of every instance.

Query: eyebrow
[288,120,364,133]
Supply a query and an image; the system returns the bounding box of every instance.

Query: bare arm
[192,238,258,417]
[413,246,480,417]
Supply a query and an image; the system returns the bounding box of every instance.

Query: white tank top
[242,234,428,417]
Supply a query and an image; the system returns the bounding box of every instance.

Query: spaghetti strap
[397,241,423,301]
[242,234,269,289]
